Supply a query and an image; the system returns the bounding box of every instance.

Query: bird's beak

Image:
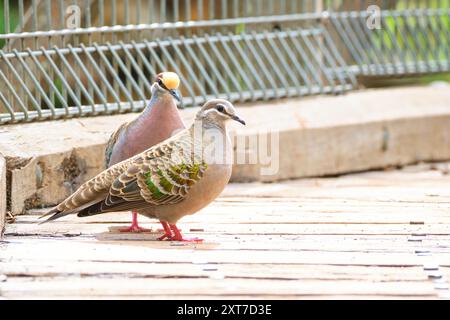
[169,89,182,103]
[231,114,246,126]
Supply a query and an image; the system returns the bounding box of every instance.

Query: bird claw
[119,225,152,233]
[157,222,202,242]
[157,233,171,241]
[169,236,203,243]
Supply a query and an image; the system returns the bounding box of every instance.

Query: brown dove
[105,72,185,232]
[41,99,245,242]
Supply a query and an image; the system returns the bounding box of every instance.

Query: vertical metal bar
[12,49,56,117]
[311,31,346,90]
[59,0,64,30]
[351,14,386,75]
[4,0,10,35]
[299,32,337,93]
[204,34,243,100]
[131,41,157,74]
[321,28,357,86]
[275,32,311,94]
[174,0,179,21]
[136,0,142,23]
[242,33,277,99]
[287,29,325,92]
[402,14,429,72]
[0,67,29,121]
[144,39,197,104]
[224,33,264,100]
[265,31,303,96]
[233,0,238,18]
[179,36,219,96]
[99,0,105,43]
[0,90,16,123]
[93,43,135,110]
[26,48,70,112]
[119,42,153,95]
[426,10,448,71]
[198,0,203,20]
[41,48,82,116]
[186,0,191,20]
[32,0,38,31]
[417,11,440,72]
[209,0,214,20]
[149,0,154,22]
[391,14,418,73]
[164,37,208,101]
[80,43,124,110]
[19,0,25,30]
[53,46,97,112]
[46,0,52,30]
[338,15,374,75]
[160,0,166,22]
[106,42,147,103]
[0,50,42,118]
[221,0,226,19]
[192,35,231,99]
[67,45,109,110]
[329,17,364,71]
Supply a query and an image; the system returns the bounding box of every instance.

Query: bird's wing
[77,130,208,217]
[104,121,130,168]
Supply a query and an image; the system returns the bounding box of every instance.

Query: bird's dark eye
[158,79,163,86]
[216,105,225,113]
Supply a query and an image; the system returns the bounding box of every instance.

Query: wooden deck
[1,163,450,299]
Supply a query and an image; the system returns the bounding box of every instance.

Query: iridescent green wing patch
[142,162,208,205]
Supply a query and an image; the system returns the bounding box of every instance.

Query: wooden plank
[6,219,450,237]
[1,277,437,298]
[3,165,450,299]
[1,261,429,282]
[0,237,437,266]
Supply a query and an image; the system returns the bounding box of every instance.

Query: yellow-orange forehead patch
[161,72,180,90]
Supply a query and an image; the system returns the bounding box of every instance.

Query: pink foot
[119,211,152,233]
[157,221,173,241]
[169,224,203,243]
[119,225,152,233]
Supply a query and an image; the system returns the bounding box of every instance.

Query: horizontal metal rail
[1,9,448,41]
[0,13,325,40]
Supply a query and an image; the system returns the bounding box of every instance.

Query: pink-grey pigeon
[104,72,185,233]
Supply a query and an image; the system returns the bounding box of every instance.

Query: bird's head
[153,72,182,103]
[196,99,246,127]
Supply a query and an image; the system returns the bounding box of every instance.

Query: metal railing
[0,0,448,125]
[328,8,450,76]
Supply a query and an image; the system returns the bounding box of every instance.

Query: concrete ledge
[1,85,450,214]
[1,153,6,237]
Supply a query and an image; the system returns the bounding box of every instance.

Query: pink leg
[157,222,181,233]
[119,211,152,233]
[169,224,203,242]
[157,221,173,241]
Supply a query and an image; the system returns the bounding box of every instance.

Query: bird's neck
[188,120,228,145]
[187,120,232,166]
[117,94,185,155]
[133,95,182,130]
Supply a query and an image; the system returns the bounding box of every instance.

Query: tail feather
[38,207,75,224]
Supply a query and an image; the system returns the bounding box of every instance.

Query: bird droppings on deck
[1,163,450,299]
